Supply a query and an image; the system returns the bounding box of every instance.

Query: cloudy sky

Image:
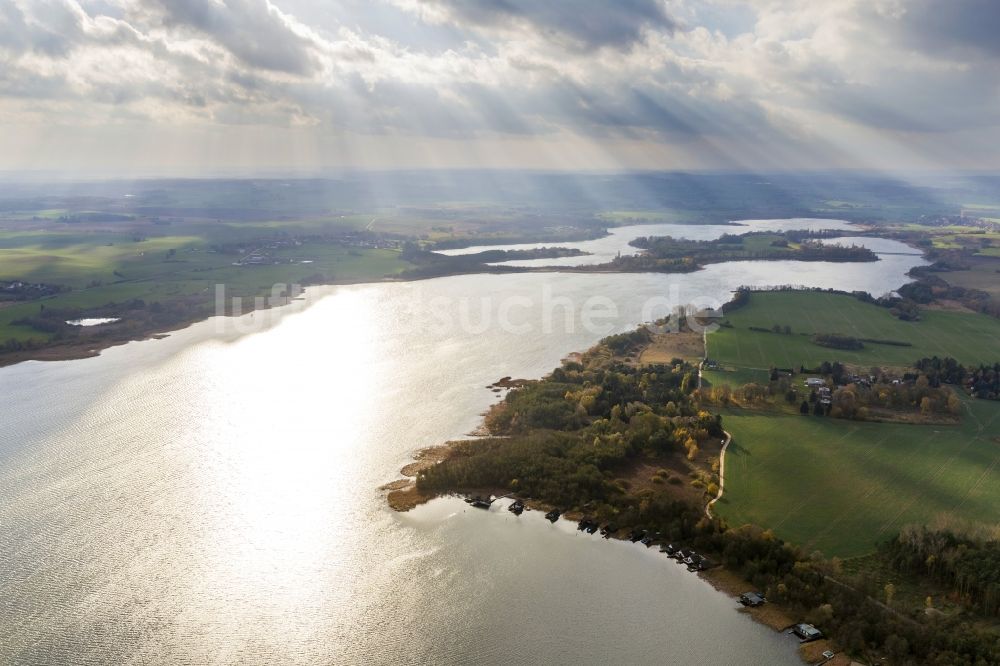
[1,0,999,174]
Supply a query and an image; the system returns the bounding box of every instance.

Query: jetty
[463,493,513,509]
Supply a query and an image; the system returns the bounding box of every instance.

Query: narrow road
[699,332,729,520]
[705,429,731,519]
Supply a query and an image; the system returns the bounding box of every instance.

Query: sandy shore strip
[701,568,796,631]
[702,567,856,664]
[383,445,454,511]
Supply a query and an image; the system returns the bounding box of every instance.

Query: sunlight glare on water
[0,222,925,664]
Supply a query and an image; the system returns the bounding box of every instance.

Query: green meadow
[0,225,409,347]
[706,290,1000,557]
[715,398,1000,558]
[708,290,1000,369]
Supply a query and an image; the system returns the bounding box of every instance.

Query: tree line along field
[705,290,1000,558]
[715,398,1000,558]
[707,290,1000,370]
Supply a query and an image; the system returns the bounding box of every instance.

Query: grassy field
[881,222,1000,255]
[0,221,410,347]
[706,290,1000,558]
[701,366,771,387]
[0,231,204,287]
[939,255,1000,297]
[716,397,1000,558]
[707,291,1000,369]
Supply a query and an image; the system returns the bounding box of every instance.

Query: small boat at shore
[467,495,492,509]
[683,553,712,571]
[545,510,561,522]
[508,500,525,515]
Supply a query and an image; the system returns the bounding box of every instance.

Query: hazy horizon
[2,167,1000,185]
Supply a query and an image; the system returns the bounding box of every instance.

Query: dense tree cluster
[915,357,1000,400]
[722,287,751,313]
[844,382,958,419]
[654,521,1000,663]
[600,328,653,356]
[613,234,877,273]
[899,270,1000,319]
[801,360,850,381]
[0,280,66,301]
[795,361,961,419]
[783,229,852,243]
[419,337,712,507]
[915,357,969,385]
[967,367,1000,400]
[884,527,1000,617]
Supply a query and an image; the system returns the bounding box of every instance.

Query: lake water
[65,317,121,326]
[436,218,857,267]
[0,221,924,664]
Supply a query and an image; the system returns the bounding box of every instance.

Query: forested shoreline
[413,328,1000,665]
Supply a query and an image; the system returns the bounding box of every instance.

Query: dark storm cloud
[416,0,677,50]
[149,0,319,74]
[562,85,701,137]
[893,0,1000,58]
[814,66,1000,133]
